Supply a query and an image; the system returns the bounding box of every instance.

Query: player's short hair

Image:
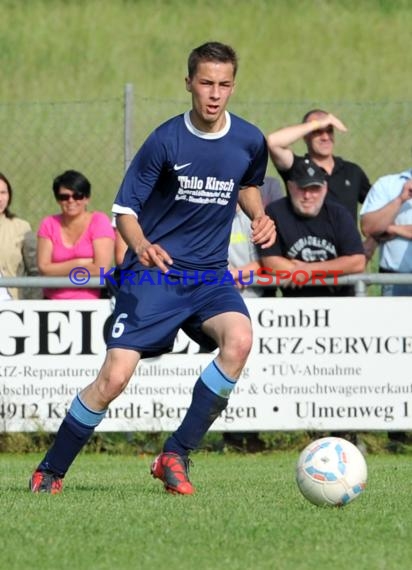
[302,109,328,123]
[187,41,238,78]
[52,170,91,199]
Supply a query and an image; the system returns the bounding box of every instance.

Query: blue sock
[38,395,107,477]
[164,360,236,456]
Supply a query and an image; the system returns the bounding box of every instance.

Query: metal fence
[1,93,125,229]
[2,274,412,297]
[1,86,412,231]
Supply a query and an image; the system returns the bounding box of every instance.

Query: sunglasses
[312,126,334,136]
[57,192,86,201]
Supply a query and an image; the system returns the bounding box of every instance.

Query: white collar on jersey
[184,110,231,139]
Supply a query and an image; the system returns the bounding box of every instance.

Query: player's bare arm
[238,186,276,248]
[250,215,276,248]
[116,213,173,272]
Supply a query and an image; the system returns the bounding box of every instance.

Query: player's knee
[224,330,252,364]
[96,369,131,403]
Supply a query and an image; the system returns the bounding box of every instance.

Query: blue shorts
[106,270,250,357]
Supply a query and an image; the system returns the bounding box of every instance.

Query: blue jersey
[113,111,267,271]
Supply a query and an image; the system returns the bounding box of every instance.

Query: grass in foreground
[1,452,411,570]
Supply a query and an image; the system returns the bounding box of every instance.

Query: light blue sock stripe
[212,359,236,383]
[200,360,236,399]
[69,395,107,428]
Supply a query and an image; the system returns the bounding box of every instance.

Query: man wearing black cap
[259,156,366,296]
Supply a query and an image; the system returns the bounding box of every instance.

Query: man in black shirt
[259,156,366,297]
[267,109,377,262]
[267,109,371,221]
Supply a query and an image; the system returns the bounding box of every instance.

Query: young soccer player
[30,41,276,495]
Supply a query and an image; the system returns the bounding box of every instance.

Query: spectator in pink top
[37,170,115,299]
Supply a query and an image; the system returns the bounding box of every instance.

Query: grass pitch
[1,452,411,570]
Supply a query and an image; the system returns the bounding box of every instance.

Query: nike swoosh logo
[173,162,192,171]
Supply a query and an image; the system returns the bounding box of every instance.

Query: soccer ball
[296,437,367,507]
